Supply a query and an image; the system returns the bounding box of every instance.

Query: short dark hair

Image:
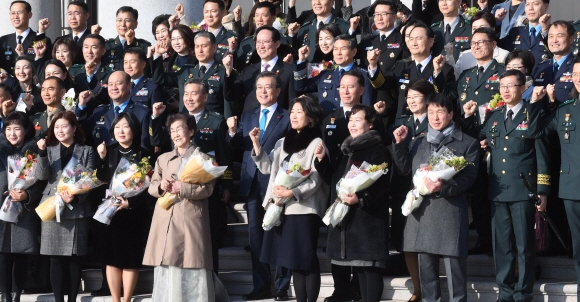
[10,1,31,13]
[405,78,436,98]
[548,20,575,38]
[15,55,33,65]
[46,111,86,146]
[109,112,142,149]
[0,83,12,98]
[42,59,74,89]
[504,49,535,76]
[204,0,226,11]
[368,0,397,17]
[3,111,34,141]
[409,22,434,39]
[316,23,341,45]
[470,11,495,29]
[499,69,526,86]
[255,71,281,89]
[52,38,79,62]
[254,1,276,16]
[43,76,67,91]
[426,93,454,114]
[116,6,138,20]
[350,104,378,129]
[341,69,365,88]
[194,31,217,45]
[403,20,422,38]
[67,1,89,13]
[473,27,496,42]
[124,47,147,62]
[84,34,106,48]
[166,113,197,135]
[255,26,281,43]
[334,34,357,49]
[184,78,210,95]
[152,14,171,38]
[289,96,324,128]
[224,0,233,10]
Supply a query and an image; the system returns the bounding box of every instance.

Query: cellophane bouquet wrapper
[323,162,388,227]
[262,162,311,231]
[157,148,228,210]
[36,157,104,222]
[93,157,152,225]
[402,146,472,216]
[0,151,38,223]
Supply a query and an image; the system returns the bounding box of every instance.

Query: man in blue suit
[226,71,292,301]
[489,0,525,40]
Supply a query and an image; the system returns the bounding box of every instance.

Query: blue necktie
[553,62,559,73]
[530,27,536,43]
[114,106,121,117]
[259,108,269,142]
[338,68,344,79]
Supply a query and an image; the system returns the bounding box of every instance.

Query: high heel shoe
[0,292,12,302]
[408,294,422,302]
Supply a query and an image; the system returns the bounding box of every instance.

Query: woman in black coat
[95,112,150,302]
[0,112,45,302]
[316,104,390,302]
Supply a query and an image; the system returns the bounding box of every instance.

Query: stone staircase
[16,187,579,301]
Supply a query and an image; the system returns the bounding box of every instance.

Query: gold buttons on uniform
[475,91,479,95]
[502,170,506,174]
[502,159,506,162]
[504,147,507,151]
[505,136,508,139]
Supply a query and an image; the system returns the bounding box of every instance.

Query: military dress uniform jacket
[71,64,113,117]
[372,58,457,118]
[431,16,472,63]
[503,25,550,69]
[130,77,165,108]
[235,35,294,71]
[291,15,350,63]
[532,53,575,104]
[211,27,239,64]
[294,62,374,116]
[30,106,65,139]
[457,60,505,119]
[151,56,237,118]
[0,30,52,74]
[573,20,580,58]
[76,100,153,153]
[103,36,151,72]
[463,103,551,201]
[226,59,296,113]
[320,108,350,164]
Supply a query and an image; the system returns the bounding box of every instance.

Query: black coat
[318,131,391,261]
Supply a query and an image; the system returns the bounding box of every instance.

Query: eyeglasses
[66,12,83,17]
[255,40,273,46]
[572,73,580,78]
[155,28,168,36]
[506,64,525,70]
[256,85,274,91]
[170,126,188,134]
[406,95,424,101]
[470,40,491,47]
[9,11,27,16]
[373,12,395,18]
[499,84,524,90]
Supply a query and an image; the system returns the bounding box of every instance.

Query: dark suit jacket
[73,65,112,117]
[320,108,350,164]
[129,77,165,108]
[502,25,550,66]
[227,105,289,197]
[532,53,575,103]
[0,30,52,74]
[431,16,472,62]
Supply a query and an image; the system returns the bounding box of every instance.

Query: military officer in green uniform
[151,78,233,273]
[103,6,151,72]
[202,0,239,63]
[430,0,472,62]
[573,20,580,57]
[151,31,238,118]
[286,0,350,63]
[463,70,550,302]
[31,76,67,139]
[528,56,580,296]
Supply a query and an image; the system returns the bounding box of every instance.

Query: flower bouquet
[93,157,153,225]
[307,60,335,78]
[35,157,104,222]
[190,22,208,33]
[275,17,288,31]
[401,146,473,216]
[323,162,388,227]
[461,4,479,22]
[478,93,505,124]
[62,88,77,112]
[0,151,38,223]
[262,162,311,231]
[157,148,228,210]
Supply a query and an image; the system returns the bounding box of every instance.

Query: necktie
[47,111,54,126]
[262,63,269,72]
[199,65,207,77]
[505,109,513,129]
[553,61,559,73]
[345,110,351,121]
[530,27,536,42]
[477,66,484,81]
[380,34,387,42]
[444,24,451,42]
[318,21,324,29]
[338,68,344,79]
[259,108,269,142]
[416,63,422,75]
[114,106,121,117]
[415,118,420,131]
[17,35,22,45]
[73,36,79,44]
[131,81,136,89]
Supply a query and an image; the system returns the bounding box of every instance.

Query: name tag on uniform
[399,79,409,83]
[365,46,374,51]
[514,41,521,45]
[323,79,332,83]
[135,88,148,96]
[539,41,545,46]
[326,125,337,129]
[535,78,545,82]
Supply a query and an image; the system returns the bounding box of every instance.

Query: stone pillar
[96,0,205,43]
[0,0,62,40]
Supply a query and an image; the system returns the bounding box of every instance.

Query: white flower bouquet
[0,151,38,223]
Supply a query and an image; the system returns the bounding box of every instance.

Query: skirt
[260,214,320,271]
[40,218,90,256]
[152,266,215,302]
[103,207,147,268]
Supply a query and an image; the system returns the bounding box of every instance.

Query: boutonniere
[277,115,281,119]
[172,65,181,72]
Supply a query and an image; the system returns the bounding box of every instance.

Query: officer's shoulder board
[241,35,254,43]
[105,38,116,44]
[70,64,84,69]
[333,17,349,26]
[301,20,314,28]
[208,111,224,119]
[559,99,576,108]
[431,22,441,28]
[103,65,114,73]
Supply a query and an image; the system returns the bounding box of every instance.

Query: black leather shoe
[90,287,111,296]
[323,295,352,302]
[242,289,273,300]
[11,292,19,302]
[468,242,492,255]
[274,289,289,301]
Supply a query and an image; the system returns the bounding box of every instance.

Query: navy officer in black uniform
[75,70,153,153]
[430,0,471,62]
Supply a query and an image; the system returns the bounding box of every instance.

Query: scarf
[426,123,455,147]
[340,130,382,156]
[283,127,321,154]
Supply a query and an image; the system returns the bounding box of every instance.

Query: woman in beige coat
[143,113,216,302]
